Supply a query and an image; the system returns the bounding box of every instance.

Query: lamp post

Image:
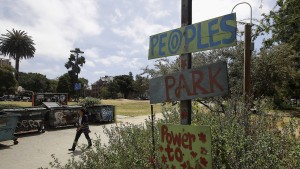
[70,48,84,102]
[231,2,253,104]
[232,2,253,135]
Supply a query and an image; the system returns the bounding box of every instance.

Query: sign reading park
[149,61,228,104]
[148,13,236,60]
[160,124,212,168]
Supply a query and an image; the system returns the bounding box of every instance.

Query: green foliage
[64,48,85,98]
[78,78,89,98]
[99,86,111,99]
[133,75,149,98]
[109,74,134,99]
[19,72,50,92]
[0,29,35,81]
[106,81,119,99]
[0,65,17,95]
[48,79,58,93]
[79,97,101,107]
[56,73,72,94]
[255,0,300,52]
[42,98,300,169]
[252,44,300,108]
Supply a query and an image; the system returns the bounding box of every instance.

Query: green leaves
[0,29,36,81]
[255,0,300,52]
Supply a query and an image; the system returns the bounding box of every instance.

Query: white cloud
[0,0,277,84]
[1,0,103,61]
[95,55,126,66]
[112,16,170,45]
[94,71,107,75]
[85,48,101,59]
[85,60,96,68]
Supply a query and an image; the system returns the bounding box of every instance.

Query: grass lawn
[0,99,164,117]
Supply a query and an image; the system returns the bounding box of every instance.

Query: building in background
[91,76,114,98]
[0,57,11,67]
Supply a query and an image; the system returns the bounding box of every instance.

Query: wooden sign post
[180,0,192,125]
[148,2,237,167]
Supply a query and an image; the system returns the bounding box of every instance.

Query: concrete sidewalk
[0,113,163,169]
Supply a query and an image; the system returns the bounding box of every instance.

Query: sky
[0,0,275,86]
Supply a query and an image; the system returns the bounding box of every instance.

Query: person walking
[68,108,92,151]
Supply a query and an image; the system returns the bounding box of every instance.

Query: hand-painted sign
[160,124,212,168]
[149,61,228,104]
[148,13,236,60]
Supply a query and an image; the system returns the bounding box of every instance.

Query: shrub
[78,97,101,107]
[41,97,300,169]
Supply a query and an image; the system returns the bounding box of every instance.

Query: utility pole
[180,0,192,125]
[70,48,84,103]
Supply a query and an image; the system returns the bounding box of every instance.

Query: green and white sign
[160,124,212,168]
[149,13,237,60]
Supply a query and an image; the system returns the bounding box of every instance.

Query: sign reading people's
[148,13,236,60]
[160,124,212,168]
[149,62,228,104]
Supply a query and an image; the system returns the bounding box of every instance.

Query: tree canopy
[0,29,35,81]
[255,0,300,52]
[0,65,17,95]
[19,72,50,93]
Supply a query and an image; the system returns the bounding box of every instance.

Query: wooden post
[243,24,252,134]
[244,24,251,104]
[180,0,192,125]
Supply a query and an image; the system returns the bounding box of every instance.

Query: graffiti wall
[101,106,114,121]
[48,108,78,127]
[15,120,43,132]
[86,105,115,122]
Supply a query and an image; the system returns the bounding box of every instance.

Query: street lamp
[231,2,253,135]
[70,48,84,102]
[231,2,252,25]
[231,2,253,102]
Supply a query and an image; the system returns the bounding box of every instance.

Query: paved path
[0,113,163,169]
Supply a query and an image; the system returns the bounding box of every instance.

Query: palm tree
[0,29,36,82]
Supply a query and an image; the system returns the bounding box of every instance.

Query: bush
[78,97,101,107]
[41,97,300,169]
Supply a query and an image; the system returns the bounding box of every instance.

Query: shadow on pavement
[0,143,13,150]
[14,130,43,138]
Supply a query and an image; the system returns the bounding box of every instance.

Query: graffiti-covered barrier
[86,105,115,123]
[0,112,19,144]
[43,102,81,128]
[3,108,47,133]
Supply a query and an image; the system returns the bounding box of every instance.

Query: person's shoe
[87,139,92,148]
[68,148,75,151]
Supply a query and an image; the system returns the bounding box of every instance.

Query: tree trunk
[15,56,20,82]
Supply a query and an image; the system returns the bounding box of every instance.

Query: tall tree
[133,75,149,99]
[65,48,85,98]
[112,75,134,99]
[0,29,36,81]
[19,72,50,93]
[252,44,300,107]
[48,79,58,93]
[255,0,300,52]
[56,73,72,94]
[0,65,17,95]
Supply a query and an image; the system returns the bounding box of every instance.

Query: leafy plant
[41,98,300,169]
[79,97,101,107]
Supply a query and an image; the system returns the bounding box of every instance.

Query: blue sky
[0,0,275,86]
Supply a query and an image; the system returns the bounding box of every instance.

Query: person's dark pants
[71,129,92,150]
